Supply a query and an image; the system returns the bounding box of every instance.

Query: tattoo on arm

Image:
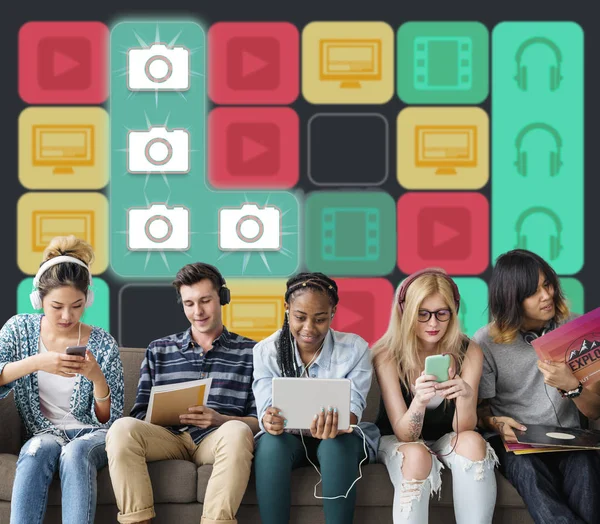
[408,411,424,441]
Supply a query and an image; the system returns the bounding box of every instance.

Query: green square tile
[17,277,110,332]
[453,277,489,338]
[397,22,489,104]
[491,22,583,275]
[305,192,396,276]
[560,277,584,315]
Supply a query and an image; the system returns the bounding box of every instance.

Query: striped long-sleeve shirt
[130,326,257,444]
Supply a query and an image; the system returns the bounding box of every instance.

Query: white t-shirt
[37,337,91,430]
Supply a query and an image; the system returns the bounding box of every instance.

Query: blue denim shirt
[252,328,379,462]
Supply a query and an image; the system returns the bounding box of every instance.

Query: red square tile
[19,22,108,104]
[208,22,299,104]
[397,192,489,275]
[331,278,395,345]
[208,107,299,188]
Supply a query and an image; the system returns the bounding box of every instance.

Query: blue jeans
[490,435,600,524]
[10,428,108,524]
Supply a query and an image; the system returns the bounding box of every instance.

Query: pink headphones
[397,267,460,313]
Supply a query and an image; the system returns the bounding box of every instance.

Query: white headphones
[30,255,94,310]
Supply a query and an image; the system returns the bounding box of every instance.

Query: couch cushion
[0,394,24,456]
[198,463,524,508]
[0,454,17,502]
[118,347,146,415]
[0,455,197,505]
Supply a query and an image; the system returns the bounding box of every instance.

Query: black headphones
[202,263,231,305]
[177,263,231,306]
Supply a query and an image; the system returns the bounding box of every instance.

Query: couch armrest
[0,393,23,455]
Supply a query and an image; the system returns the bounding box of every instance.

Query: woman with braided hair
[252,272,378,524]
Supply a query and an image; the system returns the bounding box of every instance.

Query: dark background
[4,2,597,348]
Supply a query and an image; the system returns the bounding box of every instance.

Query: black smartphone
[65,346,87,358]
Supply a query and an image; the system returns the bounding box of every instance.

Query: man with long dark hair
[474,249,600,524]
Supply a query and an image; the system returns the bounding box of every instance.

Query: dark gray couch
[0,347,540,523]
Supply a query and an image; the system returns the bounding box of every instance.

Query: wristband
[94,387,111,403]
[558,381,583,398]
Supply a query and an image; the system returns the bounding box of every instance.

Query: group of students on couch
[1,234,599,524]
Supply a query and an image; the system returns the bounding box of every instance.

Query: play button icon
[227,37,280,91]
[418,207,472,260]
[226,122,280,176]
[38,37,91,90]
[330,279,394,345]
[241,50,270,79]
[397,192,489,275]
[52,50,81,78]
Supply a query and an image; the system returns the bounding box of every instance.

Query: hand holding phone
[424,354,451,383]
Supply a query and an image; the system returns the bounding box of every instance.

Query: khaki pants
[105,417,254,524]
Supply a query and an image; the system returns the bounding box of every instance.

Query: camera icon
[127,203,190,251]
[218,203,281,251]
[127,43,190,91]
[128,126,190,174]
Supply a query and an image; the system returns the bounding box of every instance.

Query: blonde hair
[37,236,95,301]
[373,273,466,391]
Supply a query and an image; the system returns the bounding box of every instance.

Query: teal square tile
[305,191,396,276]
[453,277,489,338]
[397,22,489,104]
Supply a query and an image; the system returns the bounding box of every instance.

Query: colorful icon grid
[17,21,110,326]
[16,19,585,343]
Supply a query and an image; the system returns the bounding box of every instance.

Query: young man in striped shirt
[106,263,259,524]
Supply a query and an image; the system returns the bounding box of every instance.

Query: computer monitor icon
[319,39,382,88]
[414,125,477,175]
[32,125,95,175]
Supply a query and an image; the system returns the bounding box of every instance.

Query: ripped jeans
[10,428,108,524]
[378,432,498,524]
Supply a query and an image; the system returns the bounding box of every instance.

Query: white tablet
[271,377,351,431]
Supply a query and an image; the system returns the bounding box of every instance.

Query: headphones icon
[515,207,563,260]
[514,37,563,91]
[514,123,562,177]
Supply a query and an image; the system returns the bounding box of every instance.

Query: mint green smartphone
[424,354,451,382]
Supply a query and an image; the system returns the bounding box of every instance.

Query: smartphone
[424,354,451,382]
[65,346,87,358]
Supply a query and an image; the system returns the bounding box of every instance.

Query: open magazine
[531,307,600,388]
[500,434,591,455]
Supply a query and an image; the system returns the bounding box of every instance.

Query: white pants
[377,432,498,524]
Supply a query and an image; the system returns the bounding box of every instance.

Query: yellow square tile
[302,22,394,104]
[397,107,489,189]
[223,279,288,341]
[18,192,109,274]
[19,107,108,190]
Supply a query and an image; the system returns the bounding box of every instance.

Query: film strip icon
[321,207,380,261]
[414,36,473,91]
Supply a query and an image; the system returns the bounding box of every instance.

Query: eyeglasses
[417,309,452,323]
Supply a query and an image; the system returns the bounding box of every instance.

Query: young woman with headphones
[252,272,378,524]
[0,235,124,524]
[372,268,498,524]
